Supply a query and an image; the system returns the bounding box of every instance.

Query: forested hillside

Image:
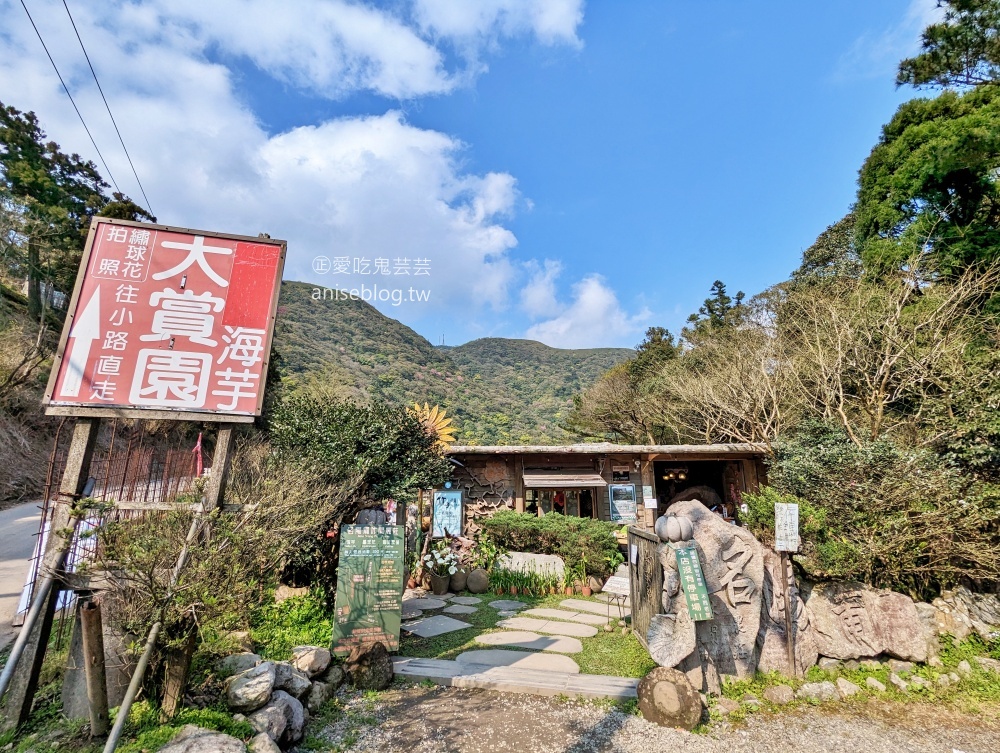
[273,281,633,444]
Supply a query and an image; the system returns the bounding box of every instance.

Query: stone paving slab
[456,650,580,673]
[393,657,638,701]
[488,600,527,611]
[403,597,447,610]
[450,596,481,605]
[475,631,583,654]
[401,615,472,638]
[496,610,520,618]
[401,606,423,620]
[522,608,608,626]
[442,604,478,615]
[560,598,630,618]
[498,617,598,638]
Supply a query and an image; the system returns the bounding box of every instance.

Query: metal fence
[627,525,663,651]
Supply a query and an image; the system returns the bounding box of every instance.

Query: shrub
[479,511,621,578]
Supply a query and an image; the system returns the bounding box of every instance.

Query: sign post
[774,502,800,676]
[332,525,406,655]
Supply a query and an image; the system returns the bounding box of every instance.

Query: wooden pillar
[641,455,656,530]
[203,424,236,511]
[80,599,109,737]
[513,456,525,513]
[3,417,100,731]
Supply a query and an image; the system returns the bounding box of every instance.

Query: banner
[674,544,713,621]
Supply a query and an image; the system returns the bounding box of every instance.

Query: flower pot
[430,573,450,595]
[467,568,489,594]
[581,586,593,597]
[450,568,468,592]
[564,587,574,595]
[509,586,518,595]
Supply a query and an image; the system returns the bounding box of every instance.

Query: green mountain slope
[273,281,634,444]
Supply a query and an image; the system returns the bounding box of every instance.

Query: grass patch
[250,590,333,659]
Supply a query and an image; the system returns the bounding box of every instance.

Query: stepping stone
[457,650,580,674]
[475,631,583,654]
[401,606,423,620]
[488,600,527,611]
[560,598,630,618]
[443,604,478,615]
[402,615,472,638]
[403,597,447,610]
[496,610,520,618]
[523,608,607,626]
[498,617,598,638]
[450,596,481,605]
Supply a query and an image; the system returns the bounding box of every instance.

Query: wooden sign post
[774,502,800,676]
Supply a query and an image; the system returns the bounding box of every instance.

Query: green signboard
[674,544,713,621]
[331,524,406,656]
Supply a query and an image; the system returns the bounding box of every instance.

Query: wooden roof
[447,442,766,457]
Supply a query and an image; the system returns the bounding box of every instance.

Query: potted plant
[422,543,459,596]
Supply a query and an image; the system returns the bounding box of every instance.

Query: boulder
[248,690,305,747]
[975,656,1000,674]
[714,697,740,715]
[291,646,332,678]
[158,725,246,753]
[319,664,345,688]
[796,681,838,702]
[818,657,839,671]
[306,680,332,713]
[888,673,908,691]
[835,678,860,698]
[930,587,1000,641]
[274,585,310,604]
[956,659,972,676]
[466,568,489,594]
[866,677,886,692]
[887,659,913,674]
[497,552,565,579]
[219,652,261,677]
[248,732,281,753]
[345,642,394,690]
[762,685,794,705]
[225,662,275,713]
[273,662,312,699]
[804,581,929,662]
[757,549,818,675]
[636,667,703,730]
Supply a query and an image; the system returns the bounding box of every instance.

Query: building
[444,443,768,533]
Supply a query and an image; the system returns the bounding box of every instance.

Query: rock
[274,585,310,604]
[762,685,794,705]
[936,674,951,688]
[836,678,860,698]
[843,660,860,671]
[466,568,489,594]
[647,612,696,671]
[497,552,565,580]
[909,676,929,688]
[743,698,760,710]
[928,656,943,667]
[291,646,332,678]
[818,657,840,671]
[714,698,740,715]
[957,659,972,677]
[225,630,254,651]
[913,602,941,661]
[225,662,275,713]
[948,671,961,683]
[319,664,345,688]
[345,642,394,690]
[795,681,838,702]
[588,576,604,593]
[929,587,1000,642]
[860,659,881,670]
[306,681,332,713]
[975,656,1000,674]
[273,662,312,699]
[866,677,886,692]
[888,673,909,691]
[219,652,261,677]
[158,725,246,753]
[636,667,703,730]
[887,659,913,674]
[249,732,281,753]
[804,581,929,663]
[249,690,305,747]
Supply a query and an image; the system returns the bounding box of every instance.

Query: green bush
[479,511,621,578]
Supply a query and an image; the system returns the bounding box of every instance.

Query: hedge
[479,510,622,578]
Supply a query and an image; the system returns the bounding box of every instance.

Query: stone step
[443,604,478,615]
[401,615,472,638]
[450,596,481,605]
[498,617,598,638]
[456,650,580,674]
[560,598,631,618]
[522,608,608,626]
[475,630,582,654]
[403,597,447,611]
[487,600,527,611]
[393,657,638,701]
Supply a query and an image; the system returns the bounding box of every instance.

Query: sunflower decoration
[410,402,457,451]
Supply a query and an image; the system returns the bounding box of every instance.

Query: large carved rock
[804,581,929,662]
[636,667,703,730]
[757,549,818,674]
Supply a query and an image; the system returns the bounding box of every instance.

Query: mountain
[273,281,634,444]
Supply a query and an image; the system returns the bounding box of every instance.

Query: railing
[627,525,663,651]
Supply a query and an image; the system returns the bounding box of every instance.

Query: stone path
[451,596,481,605]
[401,615,472,638]
[403,597,447,610]
[560,598,630,618]
[522,607,607,625]
[488,599,527,611]
[497,616,598,638]
[456,650,580,674]
[443,604,478,615]
[475,631,583,654]
[392,657,638,701]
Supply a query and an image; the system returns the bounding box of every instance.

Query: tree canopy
[897,0,1000,89]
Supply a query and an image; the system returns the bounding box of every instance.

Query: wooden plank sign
[774,502,800,552]
[331,525,405,655]
[674,544,713,621]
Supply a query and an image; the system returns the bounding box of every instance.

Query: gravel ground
[310,684,1000,753]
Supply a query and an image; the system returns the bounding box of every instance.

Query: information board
[432,490,463,537]
[602,574,630,596]
[608,483,638,522]
[674,544,714,621]
[774,502,800,552]
[331,524,405,655]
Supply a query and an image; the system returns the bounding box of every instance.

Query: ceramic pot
[467,568,489,594]
[581,586,593,596]
[430,573,450,595]
[450,568,469,592]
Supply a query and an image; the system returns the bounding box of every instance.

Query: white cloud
[520,259,562,317]
[525,275,649,348]
[833,0,944,82]
[414,0,584,47]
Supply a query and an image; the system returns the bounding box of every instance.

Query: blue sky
[1,0,940,347]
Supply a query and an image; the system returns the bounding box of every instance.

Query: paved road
[0,501,42,651]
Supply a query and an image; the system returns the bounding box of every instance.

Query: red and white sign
[45,220,285,418]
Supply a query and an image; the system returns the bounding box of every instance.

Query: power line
[18,0,122,195]
[61,0,155,217]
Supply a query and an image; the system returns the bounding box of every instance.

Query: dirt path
[311,684,1000,753]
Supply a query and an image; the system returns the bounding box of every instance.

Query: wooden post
[80,599,109,737]
[640,456,656,530]
[203,424,236,511]
[2,417,100,731]
[781,551,797,677]
[160,626,197,721]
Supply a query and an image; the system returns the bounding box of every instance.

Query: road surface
[0,501,42,651]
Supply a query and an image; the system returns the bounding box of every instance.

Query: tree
[791,212,862,283]
[897,0,1000,89]
[633,326,678,374]
[683,280,744,342]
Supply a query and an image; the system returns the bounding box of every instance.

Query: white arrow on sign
[59,286,102,398]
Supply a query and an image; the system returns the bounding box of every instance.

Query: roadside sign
[332,525,406,655]
[674,544,713,621]
[774,502,800,552]
[44,219,285,421]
